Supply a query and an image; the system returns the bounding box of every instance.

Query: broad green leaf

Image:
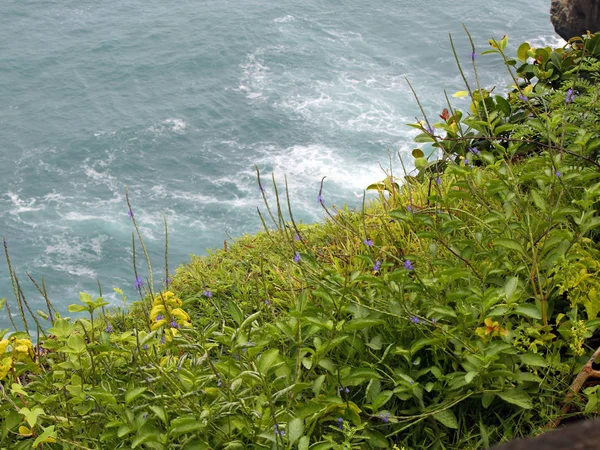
[412,148,425,158]
[433,409,458,429]
[68,334,86,353]
[519,353,547,367]
[517,42,531,62]
[170,415,204,437]
[150,406,167,424]
[298,436,310,450]
[32,425,56,448]
[493,238,525,255]
[288,418,304,445]
[342,368,381,386]
[19,407,45,427]
[67,304,88,313]
[514,304,542,320]
[257,349,280,375]
[125,387,147,405]
[227,300,243,326]
[497,389,533,409]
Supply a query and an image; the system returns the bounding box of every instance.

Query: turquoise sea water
[0,0,562,329]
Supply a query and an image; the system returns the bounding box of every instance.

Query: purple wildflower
[203,290,212,298]
[274,424,285,437]
[464,158,469,166]
[293,252,301,263]
[156,314,164,322]
[336,417,344,430]
[404,259,414,271]
[431,318,437,324]
[426,124,435,135]
[160,336,165,345]
[555,170,562,178]
[407,205,415,212]
[566,88,575,104]
[317,194,324,205]
[363,238,374,247]
[470,147,481,155]
[469,51,477,60]
[379,412,390,423]
[217,379,222,387]
[435,177,441,185]
[142,344,148,350]
[128,209,134,220]
[409,316,420,324]
[519,93,528,102]
[294,234,301,241]
[373,260,381,272]
[170,320,178,329]
[339,386,350,394]
[265,299,270,306]
[104,324,113,333]
[134,275,143,290]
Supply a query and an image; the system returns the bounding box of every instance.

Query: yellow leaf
[453,91,469,98]
[18,426,32,436]
[0,339,8,354]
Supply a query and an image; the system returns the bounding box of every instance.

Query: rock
[492,420,600,450]
[550,0,600,40]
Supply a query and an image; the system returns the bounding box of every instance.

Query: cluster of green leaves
[2,32,600,450]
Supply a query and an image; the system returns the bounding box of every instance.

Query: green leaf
[493,238,525,255]
[481,392,495,409]
[227,300,244,326]
[125,387,147,405]
[495,96,511,117]
[412,148,425,158]
[433,409,458,429]
[312,374,326,395]
[67,334,86,354]
[530,190,547,212]
[519,353,547,367]
[150,406,167,424]
[514,304,541,320]
[342,368,380,386]
[414,134,435,143]
[19,407,45,428]
[257,349,280,375]
[497,389,533,409]
[32,425,56,448]
[170,415,204,437]
[517,42,531,62]
[298,436,310,450]
[287,418,304,445]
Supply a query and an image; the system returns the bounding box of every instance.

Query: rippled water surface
[0,0,561,327]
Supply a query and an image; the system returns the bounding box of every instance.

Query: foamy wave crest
[4,192,45,215]
[147,118,188,134]
[273,15,296,23]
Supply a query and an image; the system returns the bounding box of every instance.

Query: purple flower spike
[404,260,414,271]
[294,234,301,241]
[203,290,212,298]
[379,412,390,423]
[519,93,528,102]
[156,314,164,322]
[566,88,575,104]
[555,170,562,178]
[373,260,381,272]
[469,51,477,60]
[317,194,324,205]
[409,316,420,324]
[293,252,301,263]
[363,238,374,247]
[435,177,441,185]
[134,275,143,290]
[470,147,480,155]
[128,209,134,220]
[170,320,178,328]
[104,324,113,333]
[336,417,344,430]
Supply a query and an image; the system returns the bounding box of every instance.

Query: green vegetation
[2,31,600,449]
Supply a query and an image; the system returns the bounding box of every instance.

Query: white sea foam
[5,192,45,214]
[273,15,296,23]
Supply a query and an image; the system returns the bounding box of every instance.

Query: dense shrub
[1,32,600,449]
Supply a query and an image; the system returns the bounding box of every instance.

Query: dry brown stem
[546,345,600,428]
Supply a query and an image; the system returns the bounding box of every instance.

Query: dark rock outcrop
[551,0,600,40]
[492,420,600,450]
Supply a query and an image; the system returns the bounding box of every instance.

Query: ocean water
[0,0,562,329]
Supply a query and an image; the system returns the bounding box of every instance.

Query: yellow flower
[476,318,507,339]
[0,339,8,355]
[0,357,11,380]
